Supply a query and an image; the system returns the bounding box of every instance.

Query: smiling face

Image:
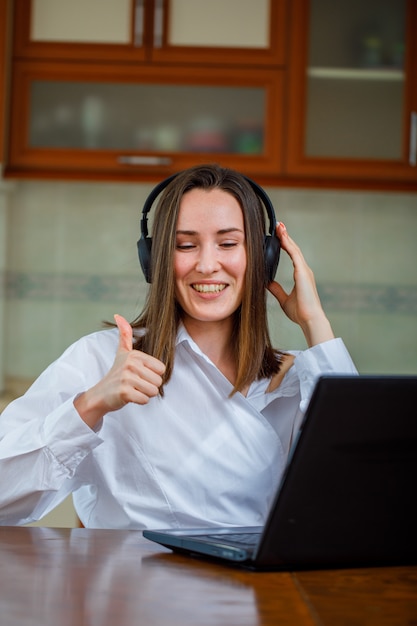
[174,187,247,330]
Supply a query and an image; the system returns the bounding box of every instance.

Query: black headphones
[137,172,280,284]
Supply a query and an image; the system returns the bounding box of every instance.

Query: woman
[0,164,357,529]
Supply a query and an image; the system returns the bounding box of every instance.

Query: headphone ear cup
[244,175,280,283]
[138,172,179,283]
[137,236,152,283]
[264,233,281,283]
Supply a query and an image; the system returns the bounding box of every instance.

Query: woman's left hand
[267,222,335,347]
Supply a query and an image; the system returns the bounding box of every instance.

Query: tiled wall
[2,179,416,384]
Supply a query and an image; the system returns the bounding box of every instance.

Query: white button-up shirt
[0,326,357,528]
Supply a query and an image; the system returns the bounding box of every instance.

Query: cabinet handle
[134,0,144,47]
[153,0,164,48]
[118,155,172,166]
[410,112,417,167]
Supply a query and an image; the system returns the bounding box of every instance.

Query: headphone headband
[138,170,280,283]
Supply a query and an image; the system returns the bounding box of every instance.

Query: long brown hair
[131,164,283,394]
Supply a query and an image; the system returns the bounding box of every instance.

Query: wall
[3,179,417,380]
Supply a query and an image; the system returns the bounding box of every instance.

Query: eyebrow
[176,227,244,236]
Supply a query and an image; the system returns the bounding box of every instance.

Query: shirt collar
[176,323,208,360]
[175,322,298,400]
[176,322,190,346]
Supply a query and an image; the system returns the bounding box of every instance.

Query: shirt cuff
[42,396,103,477]
[294,337,358,412]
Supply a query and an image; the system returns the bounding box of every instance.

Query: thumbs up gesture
[74,315,166,428]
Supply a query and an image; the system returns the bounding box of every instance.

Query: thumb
[114,314,133,353]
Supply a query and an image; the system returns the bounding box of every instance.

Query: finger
[275,221,291,243]
[121,354,166,404]
[137,352,166,377]
[275,222,306,268]
[267,280,288,307]
[275,221,287,237]
[114,314,133,353]
[276,222,294,251]
[133,370,163,398]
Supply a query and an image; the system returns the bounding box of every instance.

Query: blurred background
[0,0,416,527]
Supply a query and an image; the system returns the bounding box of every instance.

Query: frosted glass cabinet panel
[17,0,281,66]
[29,82,265,155]
[167,0,269,48]
[31,0,132,43]
[30,0,270,49]
[305,0,406,160]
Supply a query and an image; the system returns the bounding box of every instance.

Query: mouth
[191,283,227,294]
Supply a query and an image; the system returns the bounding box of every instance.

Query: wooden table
[0,526,416,625]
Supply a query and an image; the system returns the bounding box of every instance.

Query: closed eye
[176,243,196,250]
[219,242,238,248]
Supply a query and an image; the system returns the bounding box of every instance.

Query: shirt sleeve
[293,337,358,413]
[0,332,111,525]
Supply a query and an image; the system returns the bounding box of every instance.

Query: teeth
[193,284,226,293]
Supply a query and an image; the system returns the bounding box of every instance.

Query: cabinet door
[285,0,417,184]
[13,0,148,62]
[7,61,284,179]
[151,0,286,66]
[13,0,285,67]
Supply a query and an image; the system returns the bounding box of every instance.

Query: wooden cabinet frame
[285,0,417,184]
[8,61,284,180]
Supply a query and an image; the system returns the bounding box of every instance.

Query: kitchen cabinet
[6,0,285,180]
[13,0,284,67]
[285,0,417,185]
[4,0,417,187]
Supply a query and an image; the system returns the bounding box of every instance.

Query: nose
[195,244,220,275]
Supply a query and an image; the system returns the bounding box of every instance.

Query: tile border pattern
[5,271,417,315]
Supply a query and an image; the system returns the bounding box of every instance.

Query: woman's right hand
[74,314,166,429]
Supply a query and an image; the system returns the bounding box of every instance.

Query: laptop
[143,375,417,570]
